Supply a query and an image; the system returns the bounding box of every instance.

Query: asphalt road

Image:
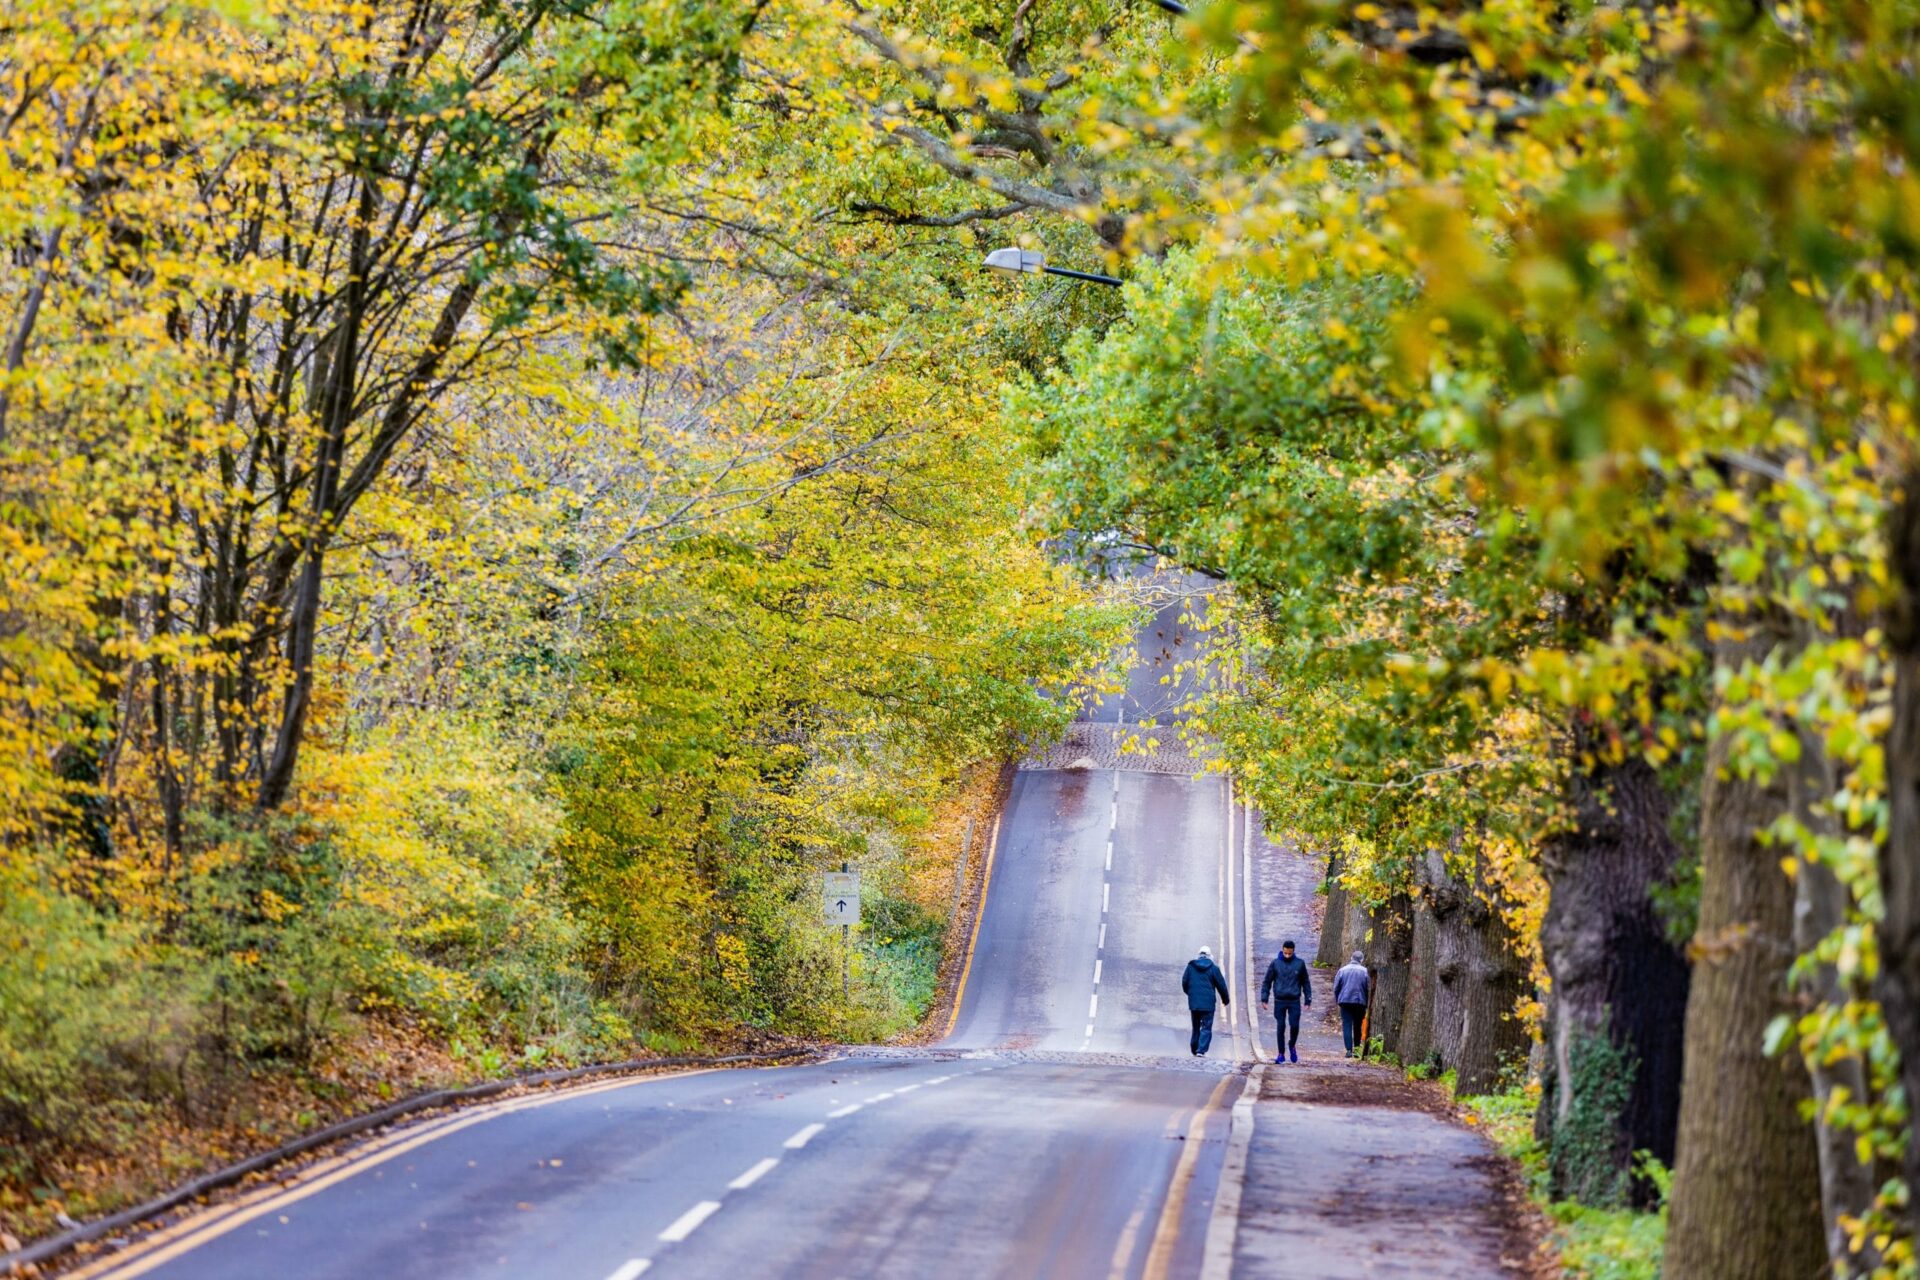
[78,579,1268,1280]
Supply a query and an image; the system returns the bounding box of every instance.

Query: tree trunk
[1318,850,1347,967]
[1878,472,1920,1246]
[1664,625,1824,1278]
[1365,892,1416,1055]
[1398,894,1440,1066]
[1426,849,1531,1094]
[257,173,377,812]
[1536,754,1691,1207]
[1788,705,1880,1272]
[1341,896,1371,964]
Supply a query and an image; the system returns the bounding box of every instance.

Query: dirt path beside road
[1236,814,1552,1279]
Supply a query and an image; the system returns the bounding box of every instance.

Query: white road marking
[604,1260,651,1280]
[927,1076,950,1084]
[658,1201,721,1243]
[1102,883,1110,913]
[1100,923,1107,949]
[784,1123,826,1149]
[1106,840,1113,870]
[1085,1025,1094,1039]
[1111,802,1118,827]
[1094,959,1103,985]
[1089,993,1100,1018]
[729,1158,779,1189]
[894,1083,921,1094]
[1244,801,1261,1062]
[1223,773,1242,1058]
[865,1092,895,1103]
[827,1103,862,1118]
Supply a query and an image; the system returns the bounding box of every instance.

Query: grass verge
[1460,1086,1667,1280]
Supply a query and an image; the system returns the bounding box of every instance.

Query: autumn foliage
[4,0,1920,1274]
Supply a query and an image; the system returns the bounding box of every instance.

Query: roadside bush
[1548,1024,1637,1208]
[0,866,145,1154]
[1463,1087,1667,1280]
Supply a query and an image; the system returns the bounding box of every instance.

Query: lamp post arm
[1041,264,1124,286]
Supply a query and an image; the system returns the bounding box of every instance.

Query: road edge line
[942,807,1004,1039]
[1243,800,1262,1062]
[45,1056,794,1280]
[1224,772,1243,1060]
[1199,1065,1265,1280]
[1143,1071,1236,1280]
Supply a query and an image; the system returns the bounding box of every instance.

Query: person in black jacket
[1260,939,1313,1063]
[1181,946,1231,1056]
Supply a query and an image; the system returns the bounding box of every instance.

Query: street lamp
[983,247,1124,288]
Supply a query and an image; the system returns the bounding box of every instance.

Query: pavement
[65,572,1531,1280]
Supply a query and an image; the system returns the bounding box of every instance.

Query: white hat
[1198,946,1212,957]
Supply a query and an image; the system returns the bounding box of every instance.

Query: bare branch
[844,199,1030,227]
[873,116,1087,219]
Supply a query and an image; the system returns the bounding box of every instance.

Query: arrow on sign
[836,899,848,912]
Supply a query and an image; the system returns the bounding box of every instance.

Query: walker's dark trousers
[1190,1008,1216,1055]
[1274,997,1302,1053]
[1340,1003,1366,1056]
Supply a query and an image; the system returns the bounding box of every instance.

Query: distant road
[80,578,1275,1280]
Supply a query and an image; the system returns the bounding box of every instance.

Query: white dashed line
[604,1261,651,1280]
[865,1092,895,1103]
[1102,883,1110,913]
[729,1157,779,1189]
[894,1083,921,1094]
[1089,993,1100,1018]
[658,1201,721,1242]
[827,1103,862,1118]
[1100,923,1107,948]
[1106,840,1113,870]
[784,1123,826,1149]
[1111,803,1118,826]
[1094,959,1103,984]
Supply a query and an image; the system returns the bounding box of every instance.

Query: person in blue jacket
[1181,946,1231,1056]
[1260,939,1313,1063]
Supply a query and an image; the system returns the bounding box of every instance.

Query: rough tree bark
[1879,473,1920,1245]
[1318,850,1348,967]
[1535,754,1691,1206]
[1341,896,1372,964]
[1398,895,1440,1066]
[1364,892,1416,1053]
[1786,712,1880,1273]
[1425,849,1531,1094]
[1664,624,1824,1277]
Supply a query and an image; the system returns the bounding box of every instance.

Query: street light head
[984,246,1046,275]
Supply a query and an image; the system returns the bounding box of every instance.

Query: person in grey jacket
[1259,939,1312,1063]
[1335,950,1372,1057]
[1181,946,1231,1056]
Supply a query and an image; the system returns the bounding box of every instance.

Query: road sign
[823,871,860,926]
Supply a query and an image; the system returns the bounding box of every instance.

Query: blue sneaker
[1289,1047,1299,1063]
[1274,1054,1285,1064]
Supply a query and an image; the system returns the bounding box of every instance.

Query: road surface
[66,576,1522,1280]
